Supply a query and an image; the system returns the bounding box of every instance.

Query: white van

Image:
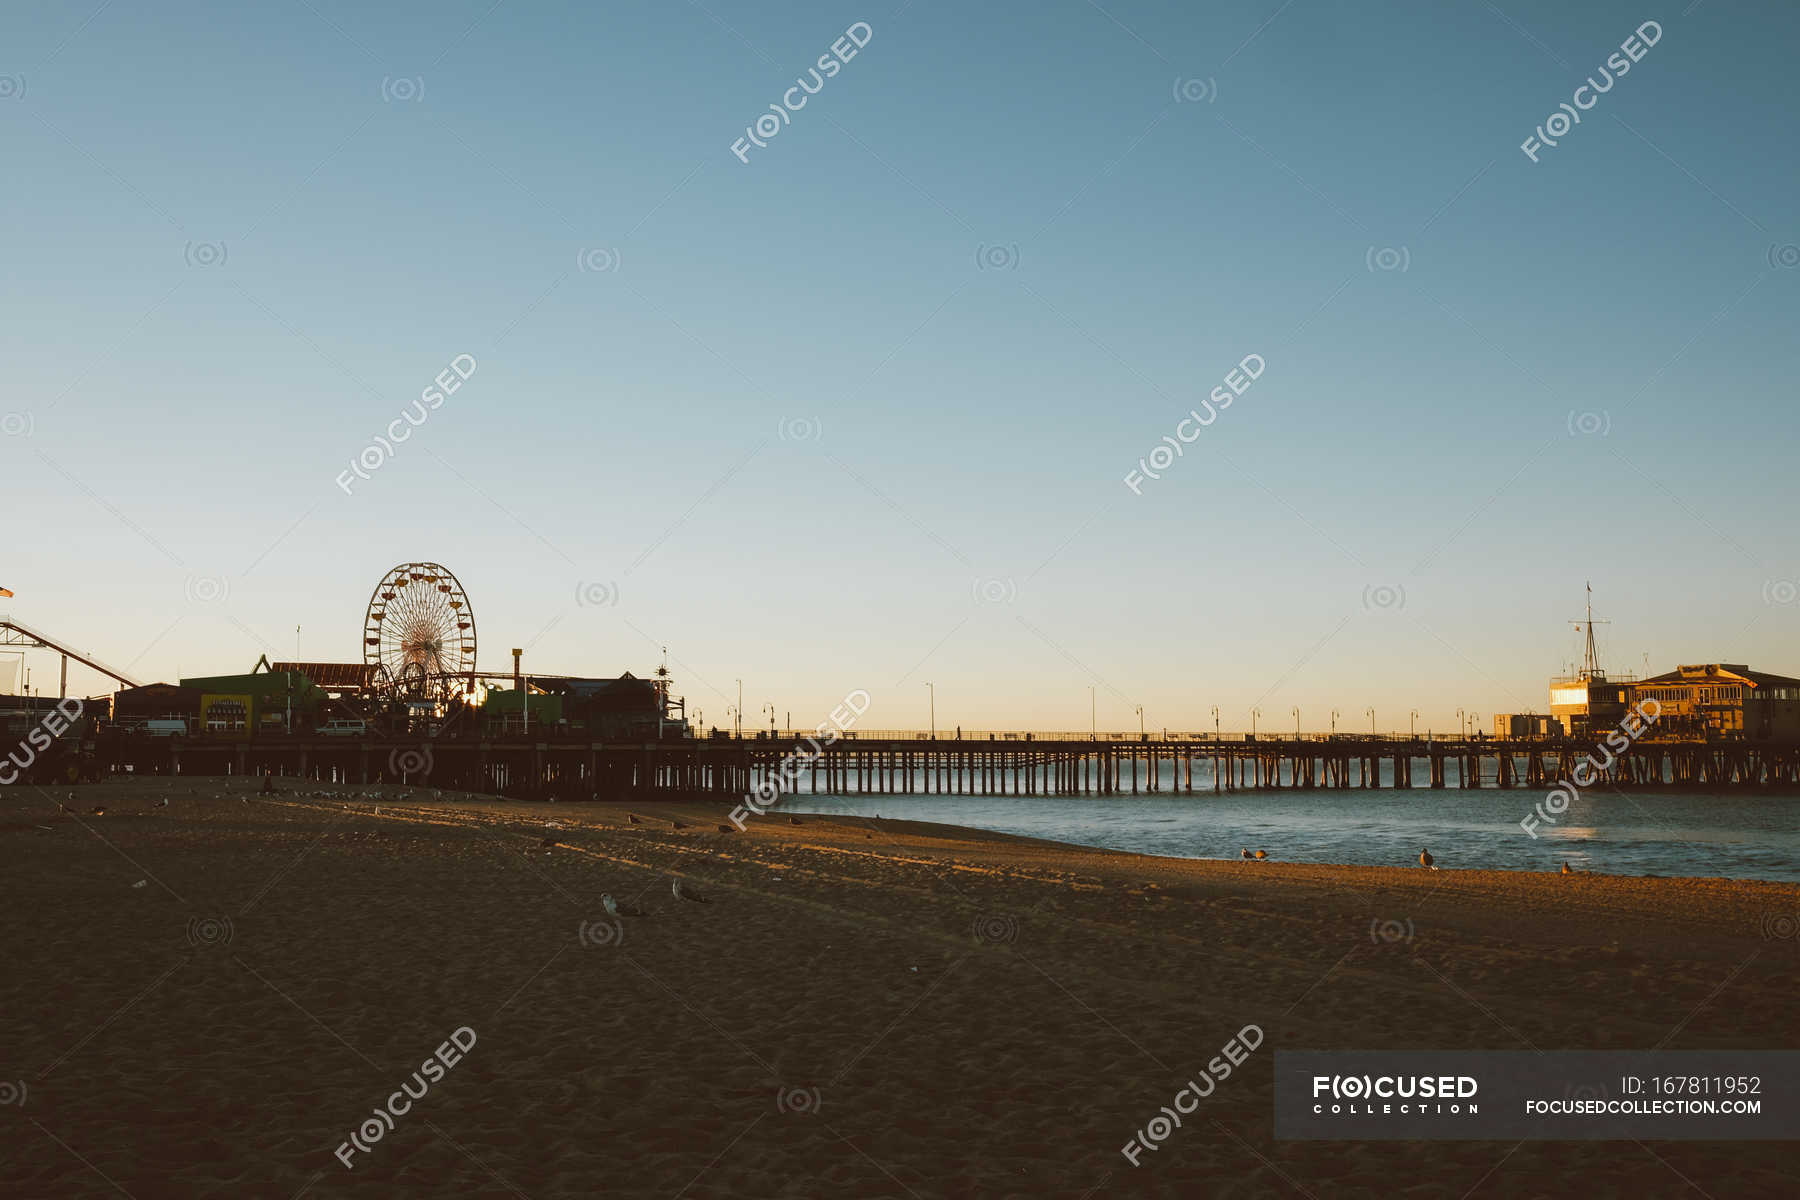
[146,719,187,737]
[316,719,367,737]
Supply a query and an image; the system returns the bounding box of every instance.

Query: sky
[4,0,1796,733]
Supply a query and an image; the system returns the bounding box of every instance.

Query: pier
[87,729,1800,798]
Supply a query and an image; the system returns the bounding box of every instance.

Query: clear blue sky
[5,0,1796,732]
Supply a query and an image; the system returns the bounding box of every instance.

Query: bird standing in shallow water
[1419,847,1436,870]
[1240,847,1253,860]
[1254,849,1268,860]
[1561,862,1573,875]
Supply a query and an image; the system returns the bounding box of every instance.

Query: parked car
[145,719,187,738]
[315,719,367,737]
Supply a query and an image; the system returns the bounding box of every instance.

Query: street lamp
[1251,707,1261,737]
[1330,708,1340,736]
[1292,706,1301,738]
[1090,686,1097,738]
[1366,706,1376,736]
[926,682,935,740]
[1135,704,1145,739]
[1456,708,1465,739]
[1410,708,1419,737]
[735,679,743,738]
[1210,705,1220,738]
[761,701,776,735]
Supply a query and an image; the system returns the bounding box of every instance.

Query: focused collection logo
[1311,1073,1479,1116]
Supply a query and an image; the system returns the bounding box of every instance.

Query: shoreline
[6,777,1796,1197]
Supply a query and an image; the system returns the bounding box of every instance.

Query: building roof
[1640,664,1800,689]
[533,674,660,708]
[182,670,322,698]
[267,661,379,690]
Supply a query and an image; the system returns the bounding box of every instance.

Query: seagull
[155,797,168,808]
[1240,848,1253,860]
[1419,847,1436,870]
[714,823,735,834]
[1254,849,1268,860]
[671,878,708,904]
[601,893,644,918]
[1560,862,1573,875]
[626,813,642,824]
[788,816,802,825]
[90,806,106,816]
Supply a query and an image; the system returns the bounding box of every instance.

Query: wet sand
[4,777,1797,1198]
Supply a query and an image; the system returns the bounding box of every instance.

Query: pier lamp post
[1251,707,1261,738]
[1456,708,1465,739]
[735,679,743,738]
[1090,687,1097,738]
[1410,709,1419,737]
[1135,704,1145,740]
[762,701,776,736]
[926,682,935,740]
[1292,706,1300,738]
[1366,706,1376,736]
[1210,705,1220,739]
[727,705,740,739]
[1331,709,1340,736]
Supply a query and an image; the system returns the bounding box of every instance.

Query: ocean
[782,783,1800,882]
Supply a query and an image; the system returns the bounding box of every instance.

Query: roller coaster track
[0,613,144,689]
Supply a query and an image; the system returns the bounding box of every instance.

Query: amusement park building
[179,669,324,736]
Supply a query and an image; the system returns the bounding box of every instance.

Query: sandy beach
[4,777,1796,1198]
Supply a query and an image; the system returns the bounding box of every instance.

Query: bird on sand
[669,819,687,830]
[671,878,708,904]
[1254,849,1268,860]
[626,813,642,824]
[714,823,735,833]
[1560,862,1573,875]
[788,816,802,825]
[1419,847,1436,870]
[601,893,644,918]
[1240,847,1253,860]
[90,806,106,816]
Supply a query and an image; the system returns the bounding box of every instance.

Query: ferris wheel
[363,562,477,702]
